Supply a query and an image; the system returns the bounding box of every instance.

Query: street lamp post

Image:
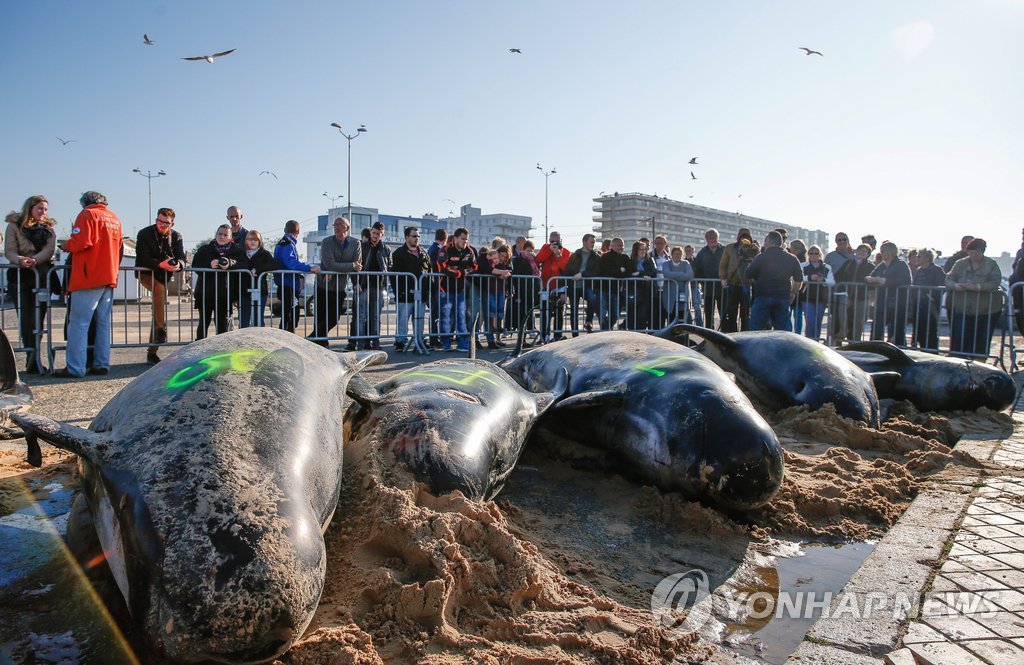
[536,163,557,239]
[322,192,344,210]
[330,122,367,224]
[132,167,166,226]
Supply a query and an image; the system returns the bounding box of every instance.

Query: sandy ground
[0,349,1016,664]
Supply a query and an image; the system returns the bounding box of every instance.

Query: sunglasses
[156,219,173,226]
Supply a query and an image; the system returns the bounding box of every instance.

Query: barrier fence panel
[26,263,1015,371]
[1009,281,1022,370]
[1,263,45,372]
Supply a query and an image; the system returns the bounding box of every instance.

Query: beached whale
[345,359,567,500]
[837,341,1015,412]
[499,331,784,510]
[660,325,881,427]
[0,329,32,440]
[14,328,386,663]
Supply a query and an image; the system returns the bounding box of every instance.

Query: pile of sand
[282,413,710,663]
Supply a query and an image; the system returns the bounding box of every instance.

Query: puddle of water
[720,540,876,664]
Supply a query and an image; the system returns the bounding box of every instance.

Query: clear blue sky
[2,0,1022,257]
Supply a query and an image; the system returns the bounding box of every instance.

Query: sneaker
[395,341,405,352]
[584,323,593,333]
[368,342,382,351]
[50,368,81,378]
[88,367,110,376]
[344,343,357,352]
[146,351,160,365]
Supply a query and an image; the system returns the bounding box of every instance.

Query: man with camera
[536,231,571,341]
[135,208,186,364]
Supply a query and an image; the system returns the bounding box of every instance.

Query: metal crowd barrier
[10,264,1013,372]
[1,263,45,372]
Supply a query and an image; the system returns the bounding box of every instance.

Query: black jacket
[358,239,392,289]
[390,244,430,303]
[135,225,186,284]
[564,248,601,278]
[239,247,278,296]
[192,241,247,303]
[599,251,632,279]
[835,258,874,301]
[693,244,724,280]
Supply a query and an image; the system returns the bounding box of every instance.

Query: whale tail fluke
[840,340,914,366]
[657,322,738,352]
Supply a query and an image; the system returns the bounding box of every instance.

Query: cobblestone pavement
[883,385,1024,665]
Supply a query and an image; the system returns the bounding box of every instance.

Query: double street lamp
[329,122,367,224]
[323,192,344,209]
[132,167,166,226]
[536,163,557,239]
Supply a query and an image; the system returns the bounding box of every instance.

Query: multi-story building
[440,204,533,246]
[592,192,829,252]
[306,203,531,263]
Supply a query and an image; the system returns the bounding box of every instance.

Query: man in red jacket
[535,230,570,341]
[52,191,124,377]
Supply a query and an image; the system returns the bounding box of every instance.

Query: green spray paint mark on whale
[634,354,706,377]
[167,350,268,389]
[402,367,503,388]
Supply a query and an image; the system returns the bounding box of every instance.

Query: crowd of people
[3,193,1021,371]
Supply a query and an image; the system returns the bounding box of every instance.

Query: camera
[216,257,234,269]
[167,258,181,269]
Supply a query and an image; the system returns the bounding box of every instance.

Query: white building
[439,204,533,246]
[592,192,830,252]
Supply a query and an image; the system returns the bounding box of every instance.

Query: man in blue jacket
[273,219,320,333]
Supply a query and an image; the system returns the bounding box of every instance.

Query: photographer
[192,224,247,340]
[135,208,186,363]
[718,227,759,332]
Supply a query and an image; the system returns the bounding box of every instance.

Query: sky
[2,0,1022,257]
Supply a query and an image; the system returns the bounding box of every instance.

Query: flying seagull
[259,170,278,180]
[143,34,155,45]
[799,47,823,56]
[690,171,697,180]
[689,157,698,164]
[509,48,522,54]
[182,48,236,63]
[56,137,76,146]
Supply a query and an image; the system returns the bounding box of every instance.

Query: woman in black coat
[626,241,657,330]
[238,229,278,327]
[192,224,247,339]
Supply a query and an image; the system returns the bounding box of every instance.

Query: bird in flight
[259,170,278,180]
[689,157,698,164]
[688,195,694,199]
[509,48,522,54]
[143,34,155,45]
[56,137,76,146]
[690,171,697,180]
[799,47,823,56]
[182,48,236,63]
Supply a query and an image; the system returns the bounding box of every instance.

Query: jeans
[278,286,299,333]
[569,283,598,335]
[950,312,998,357]
[486,291,506,344]
[66,286,113,376]
[750,295,792,331]
[439,291,468,349]
[238,289,266,328]
[791,302,804,335]
[356,287,384,348]
[395,300,425,347]
[599,288,621,331]
[804,301,826,341]
[702,282,723,330]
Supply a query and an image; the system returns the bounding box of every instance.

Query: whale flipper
[869,371,903,395]
[346,375,383,407]
[13,412,111,467]
[551,388,624,412]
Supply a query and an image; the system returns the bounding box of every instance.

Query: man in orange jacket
[52,191,124,378]
[535,230,571,341]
